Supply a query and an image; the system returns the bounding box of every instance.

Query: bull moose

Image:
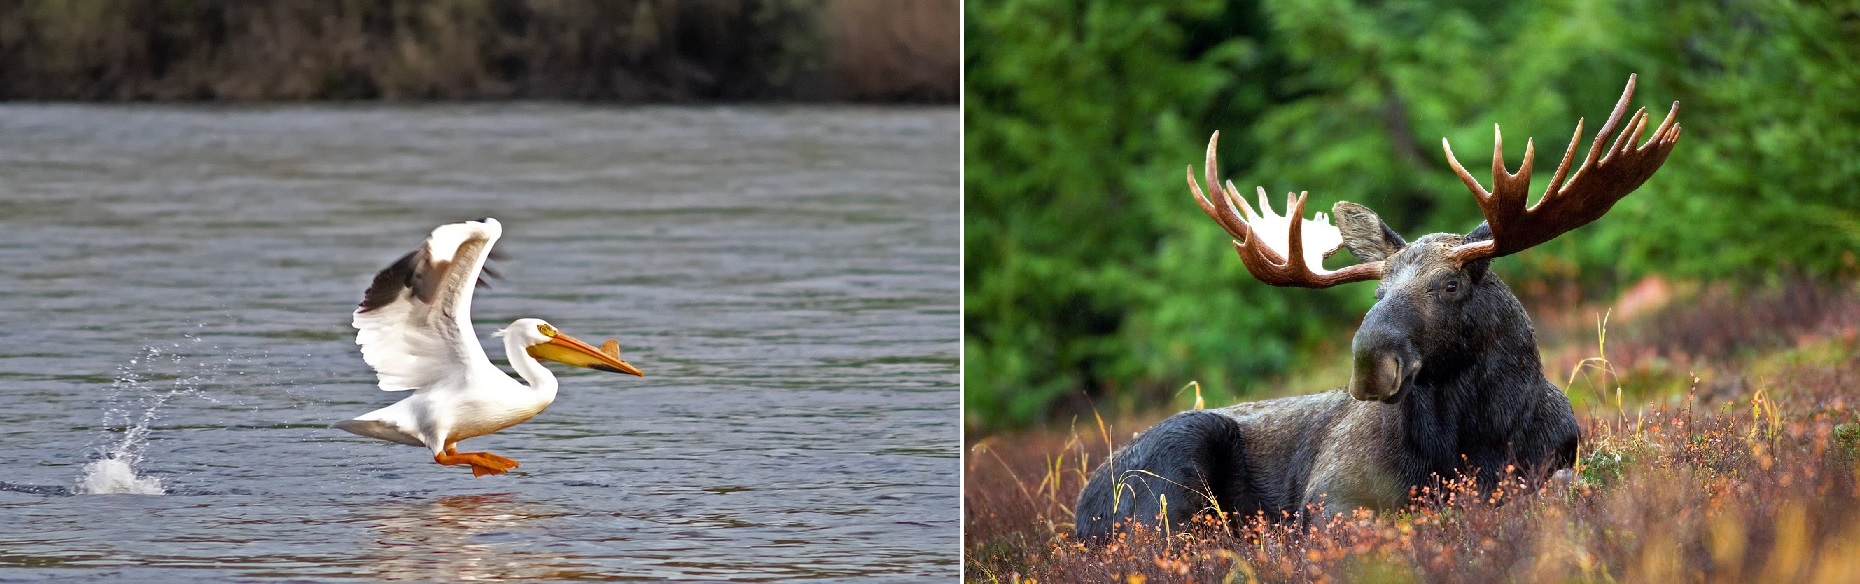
[1074,75,1682,540]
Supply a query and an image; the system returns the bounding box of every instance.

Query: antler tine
[1624,108,1651,153]
[1189,132,1263,251]
[1451,73,1682,263]
[1442,135,1490,201]
[1492,124,1536,219]
[1544,117,1583,196]
[1649,100,1681,146]
[1443,123,1536,260]
[1607,108,1647,162]
[1588,74,1638,166]
[1283,191,1310,276]
[1229,181,1257,220]
[1189,132,1383,288]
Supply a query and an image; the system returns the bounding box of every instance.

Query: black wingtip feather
[358,250,420,312]
[475,252,503,290]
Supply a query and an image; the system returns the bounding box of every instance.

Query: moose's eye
[1443,281,1460,294]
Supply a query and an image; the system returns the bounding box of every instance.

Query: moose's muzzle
[1350,352,1413,403]
[1349,303,1421,403]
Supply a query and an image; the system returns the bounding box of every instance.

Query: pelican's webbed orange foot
[435,448,521,477]
[475,452,519,468]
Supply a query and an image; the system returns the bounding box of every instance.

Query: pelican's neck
[503,333,559,396]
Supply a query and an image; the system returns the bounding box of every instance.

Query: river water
[0,105,957,581]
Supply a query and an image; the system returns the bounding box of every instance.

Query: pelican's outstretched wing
[353,218,503,391]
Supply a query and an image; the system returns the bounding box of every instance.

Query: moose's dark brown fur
[1074,75,1681,540]
[1074,221,1580,539]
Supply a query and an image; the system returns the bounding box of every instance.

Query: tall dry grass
[967,284,1860,582]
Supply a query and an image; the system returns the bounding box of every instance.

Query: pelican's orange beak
[527,331,644,377]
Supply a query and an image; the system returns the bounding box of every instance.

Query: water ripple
[0,104,957,581]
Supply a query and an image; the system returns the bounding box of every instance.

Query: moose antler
[1189,131,1384,288]
[1445,74,1682,263]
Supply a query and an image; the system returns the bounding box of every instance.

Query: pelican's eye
[537,324,557,337]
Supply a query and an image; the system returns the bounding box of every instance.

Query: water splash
[74,336,222,495]
[76,457,163,495]
[74,383,172,494]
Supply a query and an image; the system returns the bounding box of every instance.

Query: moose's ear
[1461,222,1494,283]
[1464,222,1493,244]
[1332,201,1405,262]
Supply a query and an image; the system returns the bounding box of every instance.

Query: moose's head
[1189,75,1681,403]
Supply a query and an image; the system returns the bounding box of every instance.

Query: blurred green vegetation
[964,0,1860,433]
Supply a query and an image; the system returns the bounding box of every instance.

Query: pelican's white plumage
[336,218,643,477]
[353,219,504,392]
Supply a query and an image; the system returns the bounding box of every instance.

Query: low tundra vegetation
[966,286,1860,582]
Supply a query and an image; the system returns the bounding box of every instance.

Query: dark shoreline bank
[0,0,956,103]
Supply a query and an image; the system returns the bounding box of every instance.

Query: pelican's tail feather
[334,419,426,448]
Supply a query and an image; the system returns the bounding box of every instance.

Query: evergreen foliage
[965,0,1860,432]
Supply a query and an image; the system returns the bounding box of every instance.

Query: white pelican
[335,218,644,477]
